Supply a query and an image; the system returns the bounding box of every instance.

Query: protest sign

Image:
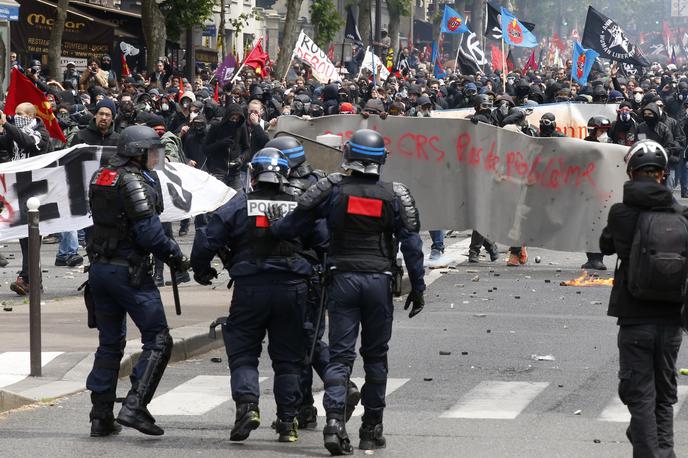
[292,31,341,83]
[275,114,629,253]
[0,145,235,241]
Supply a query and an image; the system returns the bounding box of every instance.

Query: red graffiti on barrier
[455,132,596,190]
[397,132,445,161]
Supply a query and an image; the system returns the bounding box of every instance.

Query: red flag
[5,68,65,143]
[523,50,538,72]
[327,43,335,62]
[120,54,131,78]
[491,44,503,71]
[213,81,219,103]
[243,38,270,78]
[506,50,514,72]
[551,32,565,52]
[177,78,184,102]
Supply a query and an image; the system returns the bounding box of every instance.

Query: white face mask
[161,103,169,111]
[598,132,609,142]
[634,93,643,103]
[190,112,198,121]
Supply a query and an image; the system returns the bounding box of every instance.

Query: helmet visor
[146,146,166,171]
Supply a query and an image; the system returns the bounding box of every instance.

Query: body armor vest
[228,189,303,266]
[329,176,396,272]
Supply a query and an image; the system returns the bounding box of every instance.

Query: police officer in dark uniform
[265,136,361,429]
[267,129,426,455]
[86,125,189,437]
[191,147,325,443]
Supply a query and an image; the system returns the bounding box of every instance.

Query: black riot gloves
[194,267,218,286]
[404,290,424,318]
[168,253,190,272]
[266,203,285,224]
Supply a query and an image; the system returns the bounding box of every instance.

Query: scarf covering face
[12,115,41,161]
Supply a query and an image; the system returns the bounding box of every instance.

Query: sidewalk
[0,234,470,413]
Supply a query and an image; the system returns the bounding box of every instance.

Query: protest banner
[275,114,629,253]
[292,30,341,83]
[0,145,235,241]
[431,102,619,139]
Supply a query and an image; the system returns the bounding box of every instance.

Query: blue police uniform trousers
[223,273,308,420]
[323,272,393,421]
[301,275,330,405]
[86,263,169,394]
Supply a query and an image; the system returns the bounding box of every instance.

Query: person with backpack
[599,139,686,458]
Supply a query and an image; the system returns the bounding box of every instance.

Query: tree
[274,0,304,81]
[46,0,69,80]
[358,2,371,48]
[141,0,167,73]
[385,0,411,62]
[311,0,343,49]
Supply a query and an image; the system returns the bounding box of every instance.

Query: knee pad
[272,361,301,376]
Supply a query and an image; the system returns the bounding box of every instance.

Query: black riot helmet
[342,129,387,176]
[474,94,492,112]
[113,125,164,170]
[250,147,290,184]
[624,140,668,173]
[539,112,557,132]
[265,136,305,168]
[587,115,611,134]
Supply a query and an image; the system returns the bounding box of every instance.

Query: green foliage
[386,0,412,17]
[310,0,344,49]
[161,0,216,40]
[228,11,261,38]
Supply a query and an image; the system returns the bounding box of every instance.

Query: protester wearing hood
[538,112,566,138]
[69,99,119,147]
[322,84,340,116]
[651,98,686,193]
[637,103,674,158]
[203,103,250,191]
[610,101,639,146]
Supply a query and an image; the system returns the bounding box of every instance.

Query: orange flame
[560,271,614,287]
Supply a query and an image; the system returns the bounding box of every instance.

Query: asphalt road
[2,244,686,457]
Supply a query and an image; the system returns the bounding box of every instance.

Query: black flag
[345,6,363,46]
[457,25,487,75]
[484,2,535,41]
[582,6,649,67]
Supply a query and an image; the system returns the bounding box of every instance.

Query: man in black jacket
[600,140,684,458]
[69,99,119,147]
[0,103,52,295]
[203,103,250,191]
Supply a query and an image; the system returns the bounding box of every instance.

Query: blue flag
[500,7,537,48]
[441,5,469,34]
[571,41,599,85]
[431,40,446,79]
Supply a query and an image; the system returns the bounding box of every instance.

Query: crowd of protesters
[2,45,687,293]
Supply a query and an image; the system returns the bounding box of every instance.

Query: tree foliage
[161,0,216,40]
[310,0,344,49]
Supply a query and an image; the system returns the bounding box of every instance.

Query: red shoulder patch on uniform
[347,196,383,218]
[94,169,119,186]
[255,215,270,228]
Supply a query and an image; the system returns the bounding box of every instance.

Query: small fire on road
[560,271,614,287]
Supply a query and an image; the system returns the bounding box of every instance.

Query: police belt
[93,257,130,267]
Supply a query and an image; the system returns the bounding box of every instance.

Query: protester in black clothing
[203,103,250,191]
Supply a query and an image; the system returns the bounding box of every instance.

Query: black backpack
[627,205,688,303]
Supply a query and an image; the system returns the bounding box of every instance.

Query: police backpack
[627,206,688,303]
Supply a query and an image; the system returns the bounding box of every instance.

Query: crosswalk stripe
[314,377,410,417]
[0,352,63,388]
[148,375,268,416]
[440,381,549,419]
[598,385,688,422]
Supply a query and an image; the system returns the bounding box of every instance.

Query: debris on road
[471,275,479,282]
[210,357,222,363]
[560,271,613,287]
[531,354,556,361]
[439,351,451,356]
[473,313,487,317]
[535,256,542,263]
[573,409,582,415]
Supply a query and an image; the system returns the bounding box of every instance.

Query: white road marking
[314,377,410,417]
[440,381,550,419]
[0,352,63,388]
[148,375,267,416]
[598,385,688,422]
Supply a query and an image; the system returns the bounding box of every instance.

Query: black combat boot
[359,415,386,450]
[344,380,361,422]
[487,242,499,262]
[230,402,260,441]
[275,417,298,442]
[117,385,164,436]
[323,414,353,456]
[89,391,122,437]
[468,250,480,263]
[297,404,318,429]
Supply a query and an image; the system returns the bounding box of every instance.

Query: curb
[0,322,224,414]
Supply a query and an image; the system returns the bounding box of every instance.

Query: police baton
[169,265,182,315]
[306,255,327,366]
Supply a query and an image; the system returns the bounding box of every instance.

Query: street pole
[375,0,382,56]
[27,197,41,377]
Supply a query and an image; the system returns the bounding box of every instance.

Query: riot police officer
[86,125,189,437]
[267,129,426,455]
[265,136,361,429]
[191,148,325,443]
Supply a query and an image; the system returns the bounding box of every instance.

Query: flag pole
[501,38,506,93]
[282,57,293,82]
[230,36,259,83]
[356,47,368,80]
[454,36,461,71]
[339,39,346,71]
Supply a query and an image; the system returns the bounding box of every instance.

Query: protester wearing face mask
[538,113,566,138]
[652,98,687,193]
[0,103,52,294]
[203,103,251,191]
[610,102,638,146]
[168,92,197,134]
[637,103,674,164]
